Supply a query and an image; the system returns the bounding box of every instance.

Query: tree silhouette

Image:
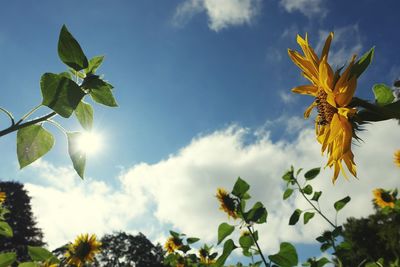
[335,207,400,266]
[0,181,45,263]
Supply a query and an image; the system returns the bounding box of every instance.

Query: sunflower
[394,150,400,167]
[0,192,5,204]
[198,246,215,265]
[216,188,238,219]
[164,236,182,253]
[288,32,358,183]
[65,234,101,267]
[373,188,395,208]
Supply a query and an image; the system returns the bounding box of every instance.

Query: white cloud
[279,90,296,104]
[280,0,327,17]
[173,0,261,32]
[21,118,400,256]
[316,25,363,68]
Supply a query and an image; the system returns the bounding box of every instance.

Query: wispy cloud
[316,25,363,68]
[21,119,399,254]
[279,0,327,18]
[173,0,262,32]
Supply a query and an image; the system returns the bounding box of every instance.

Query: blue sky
[1,0,400,264]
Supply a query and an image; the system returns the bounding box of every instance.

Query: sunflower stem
[246,225,269,267]
[294,178,337,229]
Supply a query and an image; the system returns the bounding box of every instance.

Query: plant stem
[0,112,56,137]
[246,225,268,267]
[294,179,337,229]
[15,104,42,125]
[0,107,15,125]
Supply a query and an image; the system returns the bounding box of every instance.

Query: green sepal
[58,25,88,71]
[17,124,54,168]
[350,46,374,78]
[67,132,86,179]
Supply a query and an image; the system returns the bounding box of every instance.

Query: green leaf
[84,76,118,107]
[315,257,331,267]
[217,223,235,245]
[75,101,94,130]
[289,209,302,225]
[239,234,254,250]
[334,196,351,211]
[17,124,54,168]
[178,245,190,253]
[311,191,322,202]
[186,237,200,244]
[373,83,395,106]
[244,202,267,224]
[320,243,332,252]
[268,242,298,267]
[337,241,352,251]
[232,177,250,199]
[302,185,313,195]
[0,222,13,237]
[169,230,180,238]
[0,252,16,267]
[303,212,315,224]
[58,25,88,71]
[350,46,374,78]
[304,168,320,180]
[18,262,40,267]
[283,188,294,200]
[67,132,86,179]
[282,169,294,182]
[41,73,85,118]
[85,55,104,74]
[28,246,58,263]
[215,239,237,267]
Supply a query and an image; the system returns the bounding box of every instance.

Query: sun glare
[76,131,103,155]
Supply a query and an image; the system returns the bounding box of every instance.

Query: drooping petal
[304,101,317,118]
[292,85,318,96]
[343,151,357,177]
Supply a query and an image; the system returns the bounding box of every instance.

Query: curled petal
[292,85,318,96]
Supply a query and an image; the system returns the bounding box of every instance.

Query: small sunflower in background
[0,192,5,204]
[65,233,101,267]
[394,150,400,167]
[198,244,216,265]
[216,188,238,219]
[164,236,182,253]
[373,188,396,209]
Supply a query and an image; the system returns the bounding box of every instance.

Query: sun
[76,131,103,155]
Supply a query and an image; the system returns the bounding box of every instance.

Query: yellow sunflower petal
[292,85,318,96]
[321,32,334,61]
[304,101,317,118]
[318,56,334,95]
